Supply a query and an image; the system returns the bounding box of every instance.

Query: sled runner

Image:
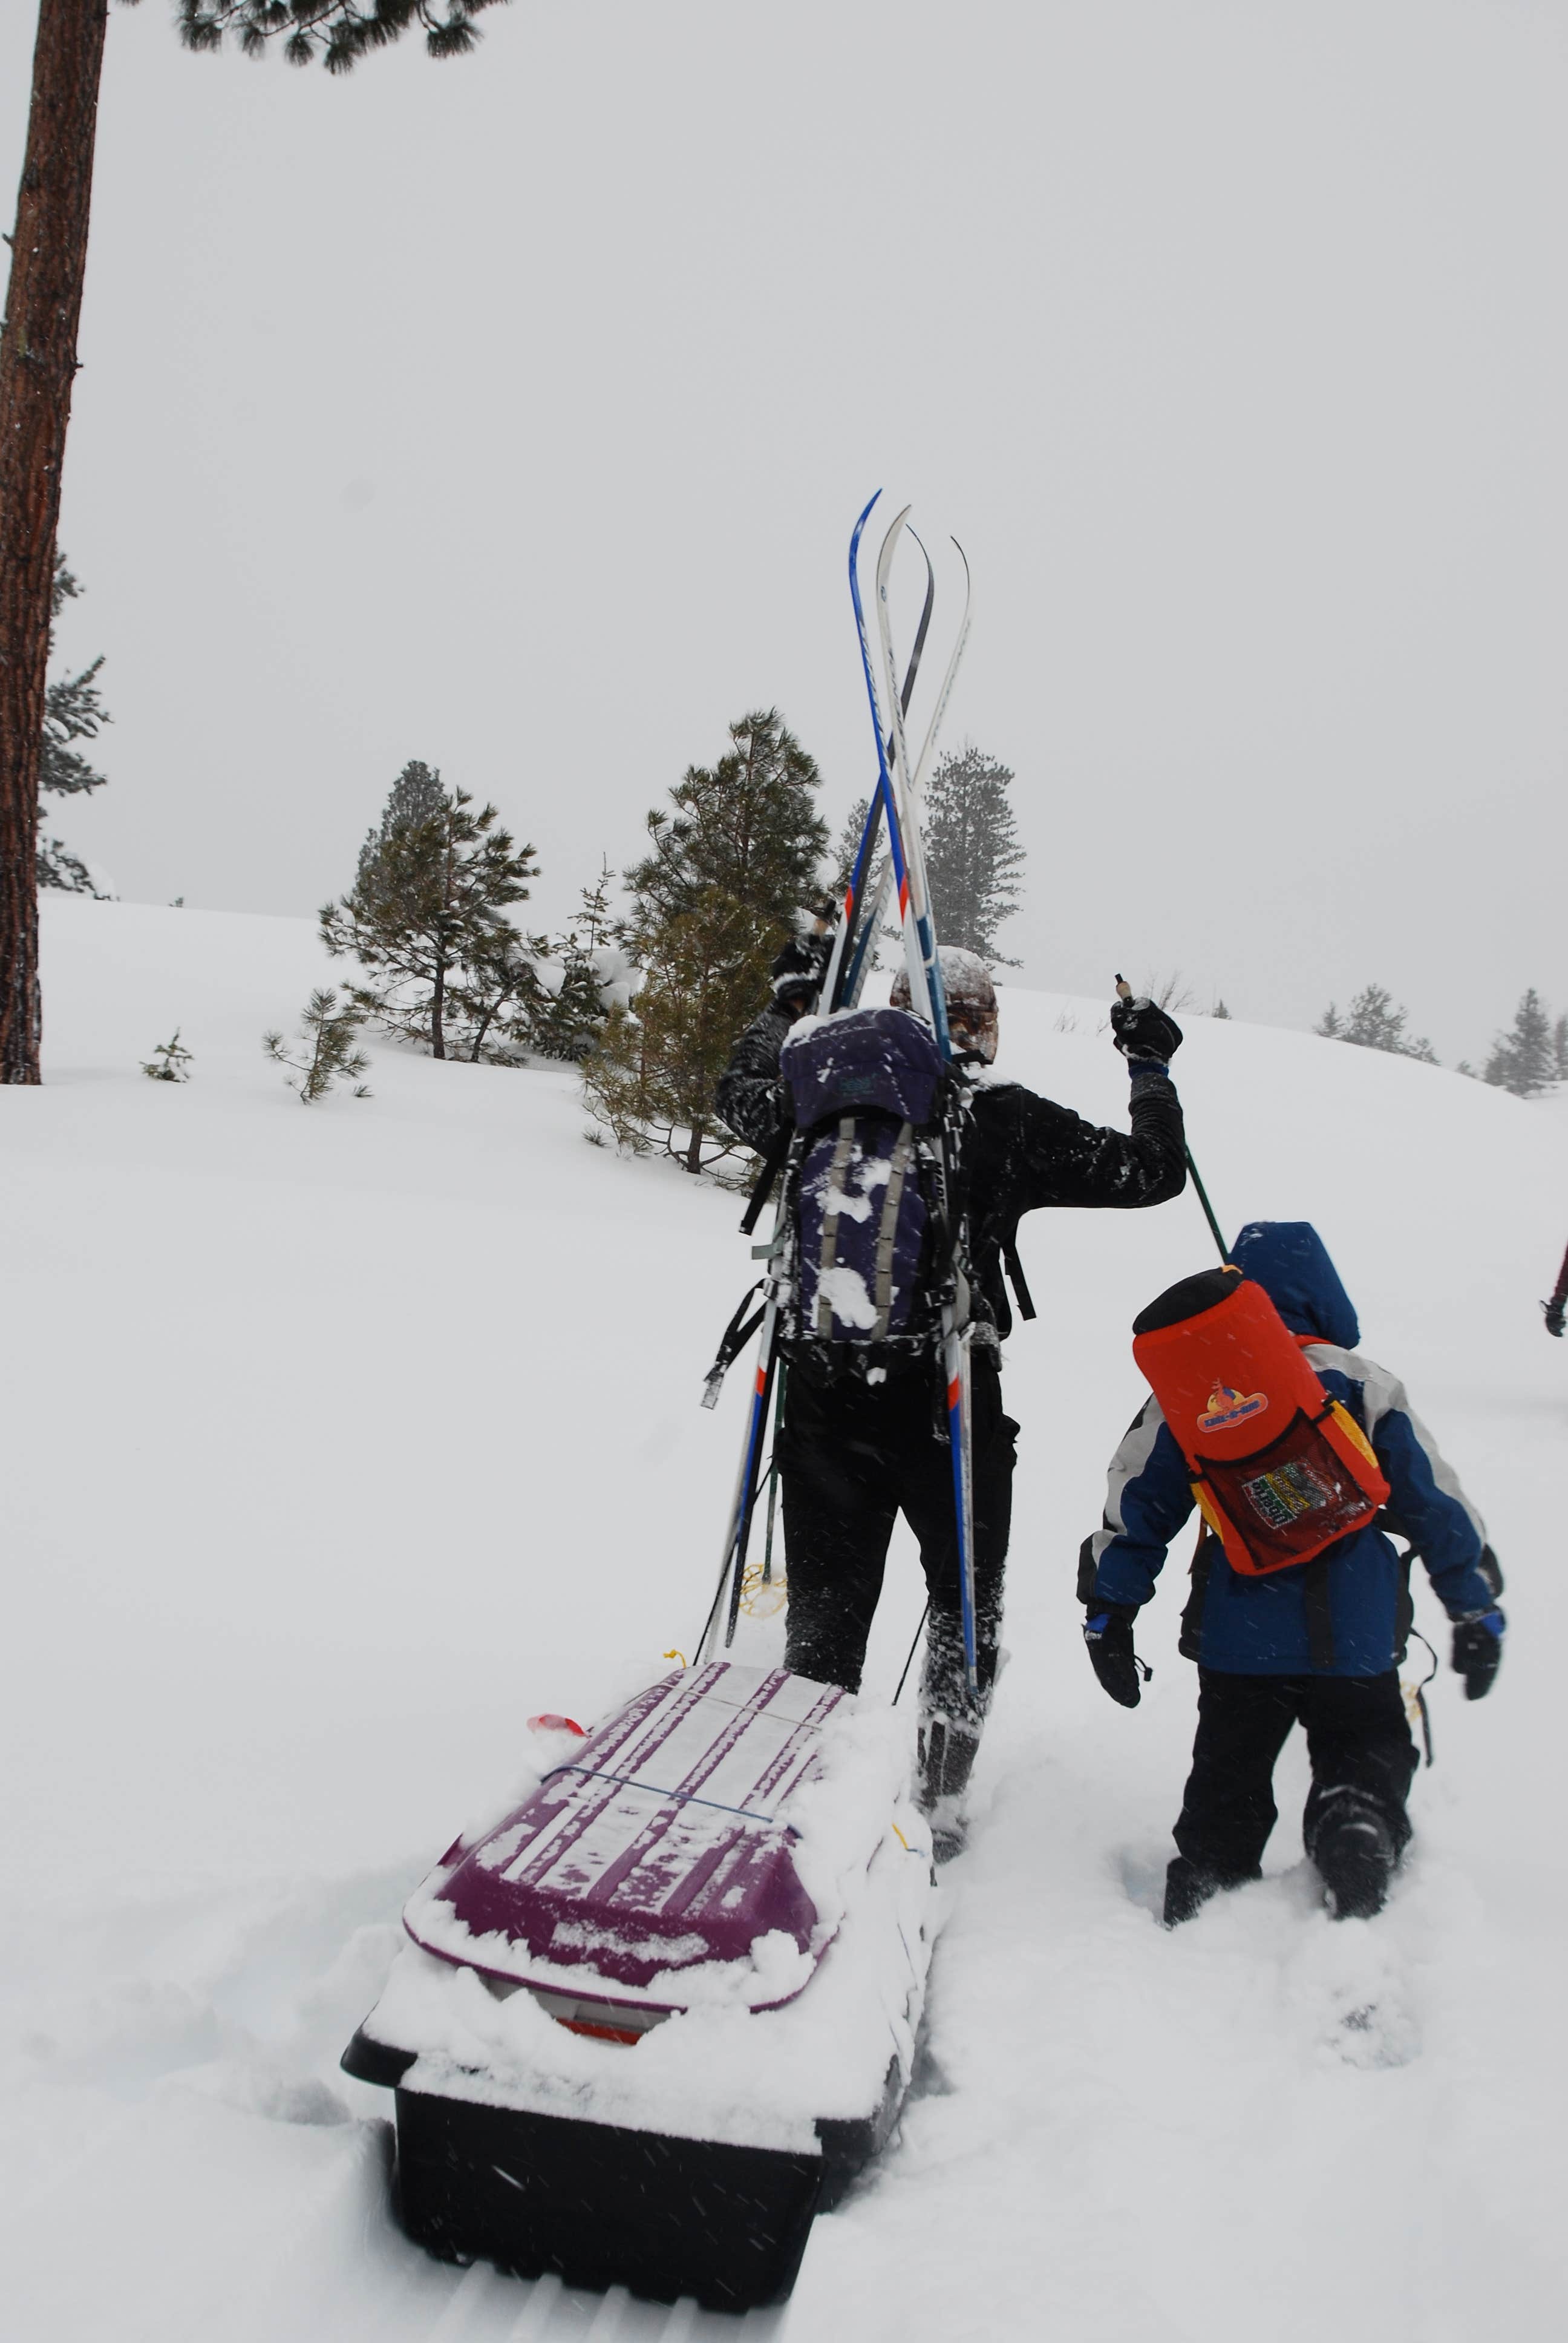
[342,1662,938,2311]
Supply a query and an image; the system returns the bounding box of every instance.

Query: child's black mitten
[1452,1608,1505,1700]
[1083,1605,1151,1708]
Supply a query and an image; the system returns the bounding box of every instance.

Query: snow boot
[916,1714,979,1864]
[1163,1856,1258,1927]
[1313,1812,1396,1920]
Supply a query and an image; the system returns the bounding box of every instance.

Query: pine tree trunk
[431,959,446,1058]
[684,1121,704,1175]
[0,1,109,1084]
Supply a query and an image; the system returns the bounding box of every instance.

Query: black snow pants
[1174,1669,1419,1881]
[776,1352,1017,1720]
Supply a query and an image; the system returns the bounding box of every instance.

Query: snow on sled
[342,1660,938,2312]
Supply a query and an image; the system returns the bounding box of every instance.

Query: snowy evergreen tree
[1483,989,1557,1097]
[39,556,111,896]
[1554,1014,1568,1083]
[321,766,538,1059]
[584,710,828,1173]
[923,745,1025,966]
[1316,984,1437,1063]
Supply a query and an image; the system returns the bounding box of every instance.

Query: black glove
[1451,1608,1505,1700]
[1083,1604,1150,1708]
[1545,1298,1565,1338]
[770,931,829,1013]
[1110,991,1183,1066]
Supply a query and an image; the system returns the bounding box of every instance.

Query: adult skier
[1542,1238,1567,1336]
[716,945,1186,1852]
[1079,1220,1504,1923]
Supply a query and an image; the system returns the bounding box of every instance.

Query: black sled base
[391,2084,822,2312]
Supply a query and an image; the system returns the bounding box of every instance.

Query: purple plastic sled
[404,1663,845,2016]
[343,1662,935,2311]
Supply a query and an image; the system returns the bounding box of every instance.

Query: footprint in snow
[1282,1894,1421,2071]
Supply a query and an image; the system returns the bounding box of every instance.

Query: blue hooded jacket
[1085,1222,1495,1675]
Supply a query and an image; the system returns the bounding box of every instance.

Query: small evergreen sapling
[142,1031,192,1084]
[264,990,371,1104]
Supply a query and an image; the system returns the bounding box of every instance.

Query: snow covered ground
[2,898,1564,2341]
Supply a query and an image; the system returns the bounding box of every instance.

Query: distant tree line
[1318,980,1567,1096]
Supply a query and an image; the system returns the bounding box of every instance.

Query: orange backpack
[1132,1267,1390,1578]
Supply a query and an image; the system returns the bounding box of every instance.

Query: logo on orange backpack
[1197,1384,1270,1434]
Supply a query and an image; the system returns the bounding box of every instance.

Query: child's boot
[1314,1810,1396,1919]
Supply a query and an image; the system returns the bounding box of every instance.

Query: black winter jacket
[715,1004,1187,1349]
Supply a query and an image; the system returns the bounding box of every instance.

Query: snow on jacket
[1083,1221,1496,1676]
[715,1002,1187,1350]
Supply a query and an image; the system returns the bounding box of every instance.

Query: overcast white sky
[4,1,1564,1063]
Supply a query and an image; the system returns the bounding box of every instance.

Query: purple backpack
[780,1008,947,1349]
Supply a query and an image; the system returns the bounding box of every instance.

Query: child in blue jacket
[1079,1221,1504,1924]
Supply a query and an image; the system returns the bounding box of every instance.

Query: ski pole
[893,1602,930,1705]
[760,1363,786,1584]
[1114,975,1230,1267]
[1184,1149,1230,1266]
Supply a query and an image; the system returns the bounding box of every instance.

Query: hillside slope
[2,899,1564,2342]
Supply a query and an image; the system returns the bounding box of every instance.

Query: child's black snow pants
[1174,1668,1419,1881]
[776,1352,1017,1720]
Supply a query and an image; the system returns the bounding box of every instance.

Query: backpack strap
[1301,1555,1337,1671]
[701,1280,766,1409]
[872,1122,916,1339]
[740,1122,794,1237]
[815,1118,859,1340]
[1001,1227,1037,1321]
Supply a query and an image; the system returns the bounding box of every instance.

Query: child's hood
[1229,1221,1361,1349]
